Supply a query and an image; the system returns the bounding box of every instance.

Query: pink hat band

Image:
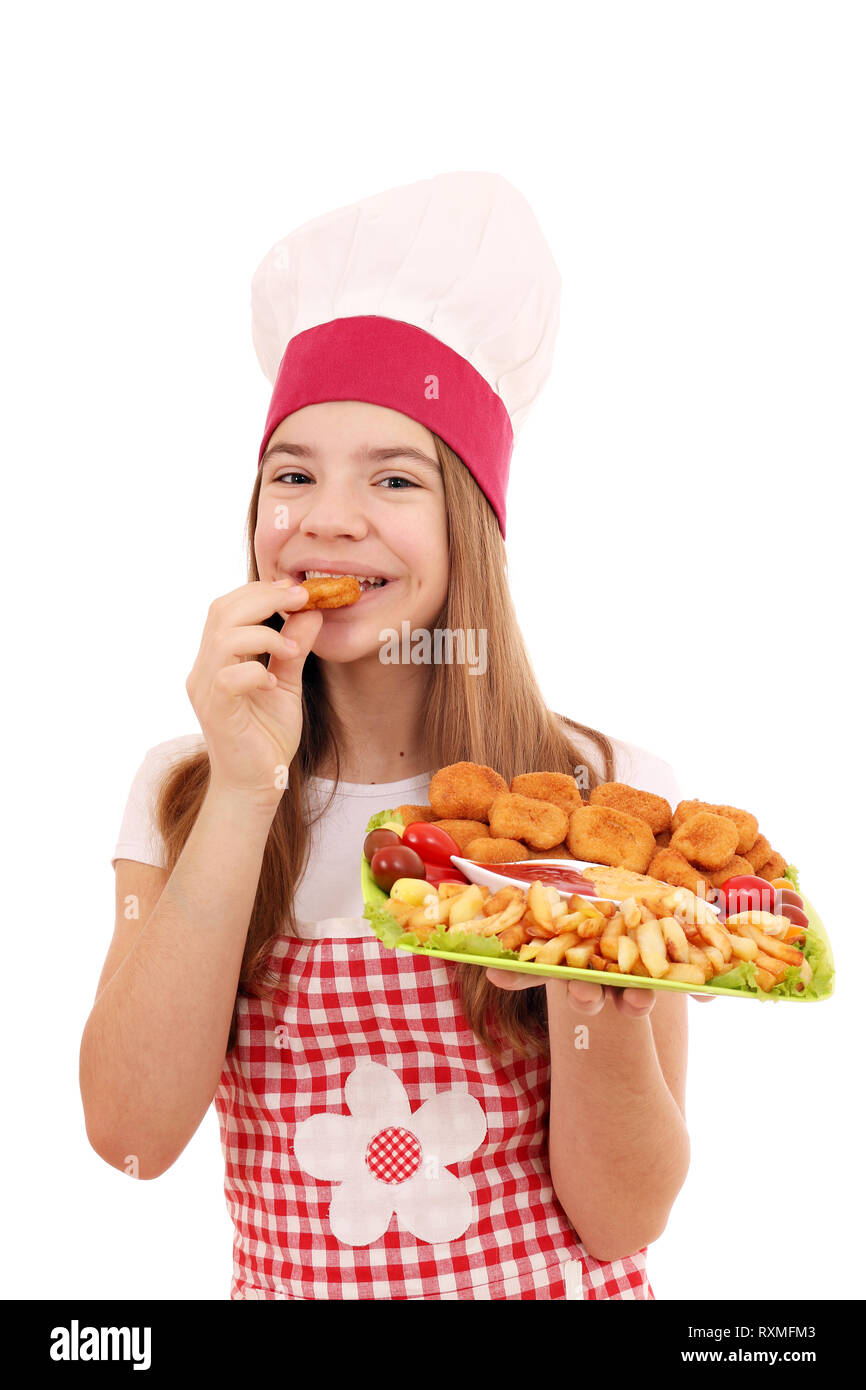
[257,315,513,539]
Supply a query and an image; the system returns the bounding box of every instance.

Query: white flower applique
[293,1061,487,1246]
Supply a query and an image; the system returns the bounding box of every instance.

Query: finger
[689,993,716,1003]
[210,623,303,666]
[613,986,656,1017]
[210,580,313,631]
[208,659,276,714]
[267,610,324,682]
[485,967,541,991]
[566,981,606,1014]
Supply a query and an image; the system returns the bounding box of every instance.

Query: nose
[297,479,369,539]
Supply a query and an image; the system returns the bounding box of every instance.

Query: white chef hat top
[251,171,562,538]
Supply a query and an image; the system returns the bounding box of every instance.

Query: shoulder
[130,732,208,789]
[607,735,681,806]
[555,715,680,805]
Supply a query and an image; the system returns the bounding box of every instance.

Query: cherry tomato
[775,900,809,930]
[423,862,471,889]
[370,844,426,893]
[401,822,462,867]
[364,828,401,861]
[775,887,805,912]
[719,875,776,915]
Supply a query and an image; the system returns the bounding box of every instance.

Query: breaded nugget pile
[400,765,787,897]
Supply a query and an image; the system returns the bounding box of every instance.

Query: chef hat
[250,171,561,539]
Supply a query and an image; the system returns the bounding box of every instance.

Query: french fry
[476,899,527,936]
[659,916,691,964]
[408,902,441,932]
[567,894,606,919]
[752,949,789,982]
[741,927,804,967]
[527,881,554,933]
[725,910,788,937]
[687,944,712,982]
[448,885,485,926]
[664,962,707,985]
[599,912,626,961]
[382,899,415,926]
[437,882,468,900]
[519,942,541,961]
[703,944,728,975]
[483,885,525,916]
[589,953,607,972]
[696,918,733,962]
[621,896,642,929]
[727,933,759,961]
[636,920,670,978]
[577,915,606,939]
[564,942,598,968]
[754,966,780,992]
[617,935,640,974]
[534,932,580,964]
[499,924,529,951]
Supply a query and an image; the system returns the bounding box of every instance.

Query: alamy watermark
[379,622,487,676]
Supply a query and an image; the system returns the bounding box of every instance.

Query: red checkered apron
[213,926,654,1300]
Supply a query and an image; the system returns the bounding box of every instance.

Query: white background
[2,0,863,1303]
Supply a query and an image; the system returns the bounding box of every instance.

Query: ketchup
[471,861,600,897]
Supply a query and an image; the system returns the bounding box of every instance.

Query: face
[255,401,450,664]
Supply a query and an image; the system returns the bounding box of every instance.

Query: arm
[545,980,690,1263]
[79,787,277,1179]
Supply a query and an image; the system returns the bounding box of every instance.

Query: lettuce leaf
[365,808,406,834]
[363,899,520,961]
[784,863,800,893]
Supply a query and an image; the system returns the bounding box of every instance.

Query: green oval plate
[360,811,835,1003]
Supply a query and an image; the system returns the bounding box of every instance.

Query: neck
[312,656,432,784]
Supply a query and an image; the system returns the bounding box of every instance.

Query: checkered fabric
[214,933,654,1300]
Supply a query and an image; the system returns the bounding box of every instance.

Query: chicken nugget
[464,837,529,863]
[488,792,568,852]
[525,845,576,860]
[703,855,759,887]
[431,820,490,853]
[509,772,585,816]
[744,833,772,871]
[397,804,438,824]
[670,812,739,870]
[754,850,787,881]
[428,762,509,820]
[589,782,672,835]
[647,848,709,896]
[566,805,656,874]
[709,805,759,855]
[672,799,708,832]
[300,575,362,610]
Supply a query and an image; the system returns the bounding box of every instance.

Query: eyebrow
[261,442,441,472]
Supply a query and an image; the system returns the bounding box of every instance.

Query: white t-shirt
[111,727,681,939]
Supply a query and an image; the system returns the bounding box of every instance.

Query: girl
[82,173,698,1300]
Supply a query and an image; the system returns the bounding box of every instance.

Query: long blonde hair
[155,434,615,1059]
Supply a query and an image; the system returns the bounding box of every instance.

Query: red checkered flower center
[364,1126,423,1185]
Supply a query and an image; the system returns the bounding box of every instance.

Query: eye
[274,471,312,484]
[377,475,419,489]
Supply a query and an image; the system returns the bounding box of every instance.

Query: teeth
[304,569,387,588]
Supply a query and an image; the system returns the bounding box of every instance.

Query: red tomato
[719,875,776,915]
[423,862,471,889]
[401,822,462,867]
[370,844,426,892]
[363,828,401,861]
